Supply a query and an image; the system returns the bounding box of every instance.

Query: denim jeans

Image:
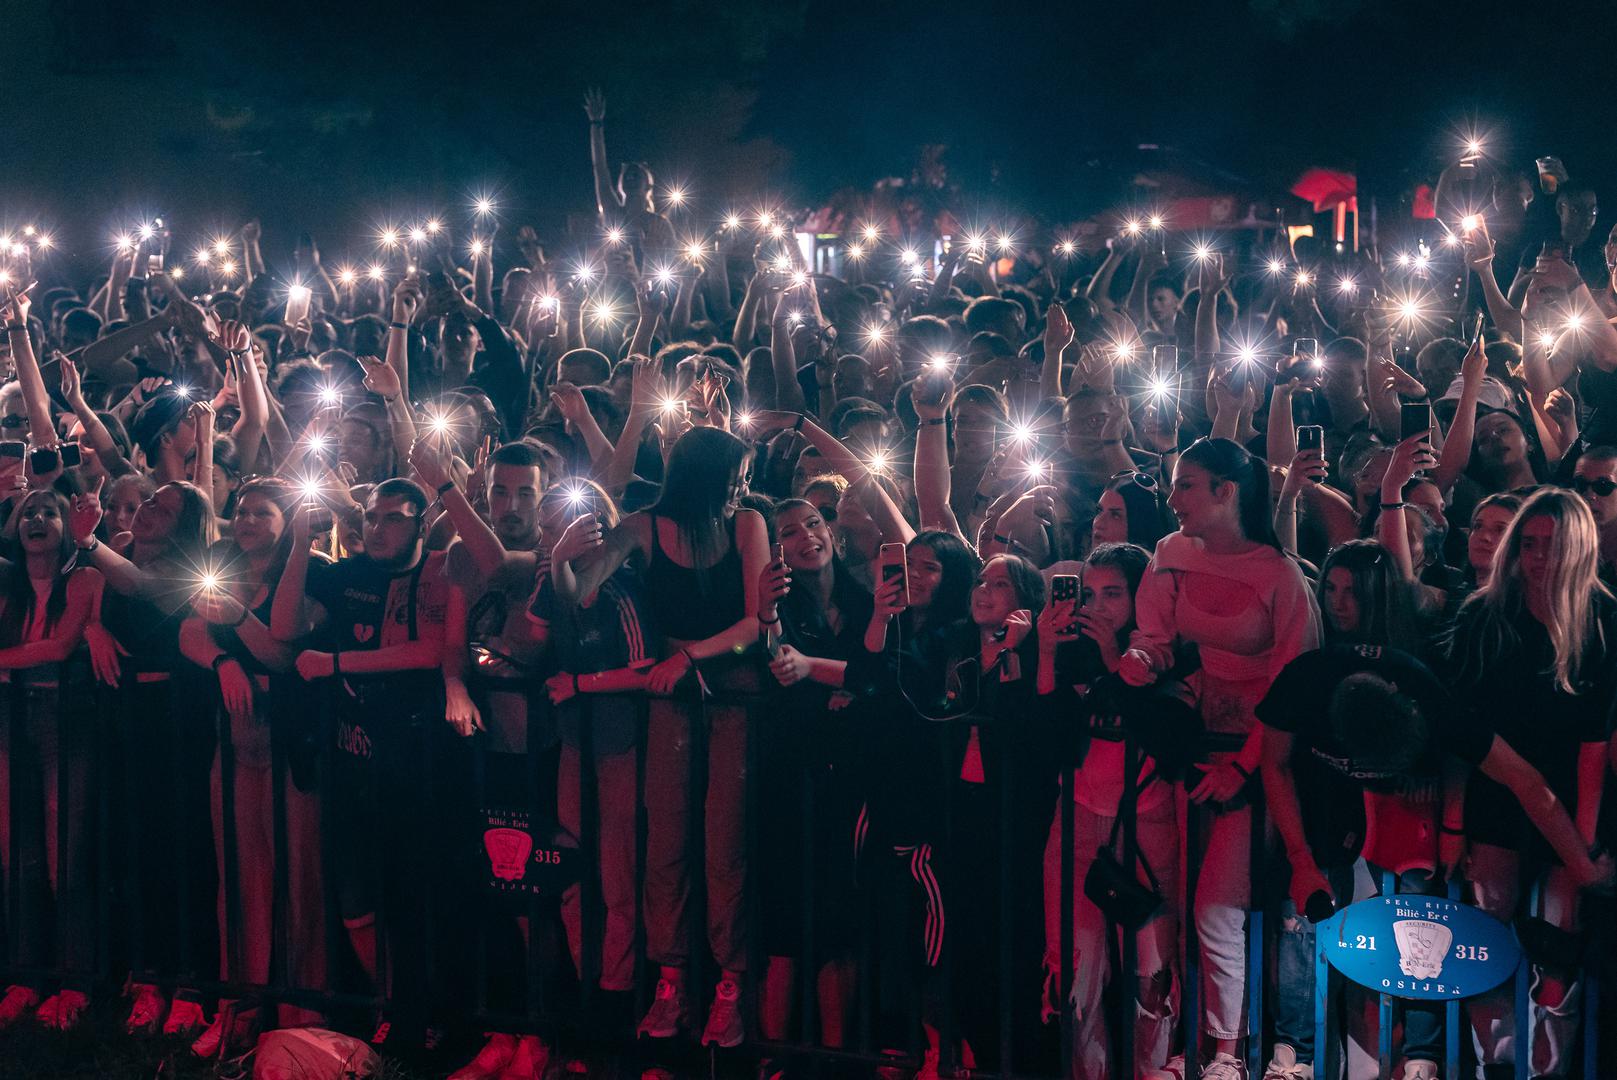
[1272,860,1444,1068]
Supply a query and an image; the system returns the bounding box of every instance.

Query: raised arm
[770,284,808,412]
[411,436,506,581]
[584,89,620,220]
[1432,336,1486,494]
[1376,434,1434,584]
[270,504,320,642]
[1040,301,1072,401]
[1464,227,1523,341]
[912,387,961,538]
[58,356,134,478]
[3,289,55,447]
[603,356,662,498]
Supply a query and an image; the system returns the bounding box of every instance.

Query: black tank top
[644,514,744,642]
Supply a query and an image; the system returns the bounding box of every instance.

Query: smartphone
[57,442,82,469]
[0,441,23,459]
[1151,344,1178,376]
[916,363,955,407]
[28,446,58,474]
[1051,573,1079,633]
[879,543,909,608]
[772,542,785,565]
[1469,309,1486,348]
[1400,401,1432,442]
[1294,338,1319,367]
[1297,424,1324,454]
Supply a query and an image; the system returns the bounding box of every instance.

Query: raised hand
[1375,357,1427,399]
[392,277,423,325]
[69,477,105,546]
[409,437,454,493]
[583,88,606,123]
[1043,302,1075,360]
[551,512,604,566]
[358,354,401,400]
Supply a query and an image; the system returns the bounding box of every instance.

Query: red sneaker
[448,1032,517,1080]
[36,990,88,1032]
[125,983,167,1035]
[163,997,207,1037]
[0,985,39,1028]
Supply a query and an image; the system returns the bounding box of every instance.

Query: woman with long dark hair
[1445,489,1615,1077]
[753,498,873,1050]
[70,479,218,1035]
[0,490,103,1031]
[1121,437,1321,1080]
[552,426,769,1048]
[1037,542,1184,1079]
[858,550,1054,1074]
[176,478,326,1053]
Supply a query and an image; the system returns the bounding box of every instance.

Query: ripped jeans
[1272,860,1444,1070]
[1043,796,1180,1080]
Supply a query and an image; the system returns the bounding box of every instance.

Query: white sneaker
[1145,1054,1189,1080]
[1401,1060,1438,1080]
[1202,1052,1247,1080]
[1263,1044,1313,1079]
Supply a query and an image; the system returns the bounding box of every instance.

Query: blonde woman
[1443,488,1615,1077]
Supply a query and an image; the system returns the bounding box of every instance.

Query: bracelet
[332,651,341,676]
[759,613,781,626]
[572,673,580,695]
[436,479,456,496]
[227,348,248,357]
[5,322,25,333]
[76,536,99,554]
[920,417,947,426]
[211,653,237,673]
[1440,824,1464,835]
[679,647,697,667]
[1230,761,1252,780]
[792,414,805,433]
[992,533,1014,545]
[230,608,250,628]
[389,321,408,331]
[1380,501,1406,510]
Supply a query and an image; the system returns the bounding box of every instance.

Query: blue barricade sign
[1324,893,1520,999]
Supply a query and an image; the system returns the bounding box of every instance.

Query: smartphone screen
[1400,401,1432,442]
[879,543,909,608]
[1297,425,1324,454]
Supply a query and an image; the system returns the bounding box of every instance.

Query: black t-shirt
[1257,643,1490,866]
[304,550,448,722]
[1442,594,1615,857]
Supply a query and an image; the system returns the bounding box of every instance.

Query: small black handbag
[1083,781,1164,931]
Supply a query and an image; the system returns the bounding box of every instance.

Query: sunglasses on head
[1108,470,1157,492]
[0,415,28,429]
[1572,476,1617,497]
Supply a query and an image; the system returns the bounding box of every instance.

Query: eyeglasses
[1109,470,1157,492]
[0,415,28,429]
[1572,476,1617,497]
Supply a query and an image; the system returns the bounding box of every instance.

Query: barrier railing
[0,658,1606,1079]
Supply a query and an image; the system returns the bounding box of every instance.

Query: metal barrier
[0,657,1608,1079]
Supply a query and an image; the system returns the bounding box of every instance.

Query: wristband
[792,414,805,433]
[230,608,250,628]
[5,323,25,333]
[1440,824,1464,836]
[1230,761,1252,781]
[436,480,457,496]
[572,673,580,695]
[992,533,1014,545]
[679,647,697,668]
[920,417,947,426]
[76,536,99,554]
[1380,501,1406,510]
[759,613,781,626]
[211,653,237,674]
[389,321,408,331]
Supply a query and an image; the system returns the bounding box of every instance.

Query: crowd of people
[0,97,1615,1080]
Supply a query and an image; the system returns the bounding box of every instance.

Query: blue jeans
[1272,861,1444,1066]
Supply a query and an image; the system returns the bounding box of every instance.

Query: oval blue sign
[1323,894,1520,1000]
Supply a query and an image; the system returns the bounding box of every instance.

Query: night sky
[12,0,1617,271]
